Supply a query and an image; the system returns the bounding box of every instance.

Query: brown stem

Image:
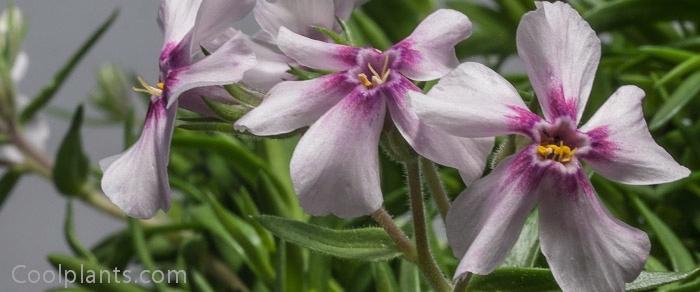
[420,158,450,221]
[406,162,452,292]
[8,124,53,172]
[453,273,473,292]
[371,208,418,262]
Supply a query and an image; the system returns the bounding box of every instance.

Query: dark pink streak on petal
[506,145,547,193]
[505,106,542,139]
[546,85,577,121]
[344,87,385,118]
[336,46,363,68]
[380,75,420,105]
[391,39,420,69]
[160,37,192,74]
[579,125,618,162]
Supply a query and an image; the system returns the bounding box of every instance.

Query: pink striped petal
[539,172,650,292]
[385,77,493,184]
[578,86,689,184]
[277,27,360,71]
[235,73,355,135]
[516,1,600,122]
[100,98,176,219]
[449,148,541,277]
[393,9,472,81]
[165,30,256,108]
[291,90,385,218]
[159,0,201,52]
[409,62,540,139]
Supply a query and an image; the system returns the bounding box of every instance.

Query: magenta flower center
[350,49,400,90]
[534,118,587,164]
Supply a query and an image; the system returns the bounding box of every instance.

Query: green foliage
[53,105,89,196]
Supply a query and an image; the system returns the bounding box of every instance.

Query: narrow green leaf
[47,253,147,292]
[638,46,697,63]
[128,219,168,292]
[314,26,349,45]
[223,83,261,106]
[655,56,700,87]
[585,0,700,31]
[626,268,700,291]
[201,97,249,122]
[178,121,236,133]
[631,196,695,271]
[287,65,323,80]
[503,210,539,267]
[256,215,402,261]
[190,270,215,292]
[63,200,98,263]
[53,105,89,196]
[20,10,118,123]
[650,71,700,130]
[0,167,22,212]
[372,262,399,292]
[351,9,392,50]
[466,267,700,292]
[399,260,421,292]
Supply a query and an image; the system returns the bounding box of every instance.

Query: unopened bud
[0,57,16,121]
[89,64,131,121]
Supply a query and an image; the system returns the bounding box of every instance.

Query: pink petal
[385,77,493,184]
[159,0,201,51]
[516,1,600,123]
[241,37,295,91]
[448,148,541,277]
[277,27,360,71]
[255,0,335,39]
[290,89,385,218]
[190,0,255,50]
[408,62,540,139]
[100,99,176,219]
[539,172,650,292]
[578,86,689,184]
[235,73,355,135]
[165,30,256,108]
[392,9,472,81]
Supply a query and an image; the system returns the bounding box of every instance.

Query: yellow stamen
[132,76,164,97]
[358,73,373,88]
[536,142,576,163]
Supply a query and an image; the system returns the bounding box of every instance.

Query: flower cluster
[98,1,690,291]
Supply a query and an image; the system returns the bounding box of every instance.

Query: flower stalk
[371,208,417,262]
[406,161,452,292]
[420,157,450,221]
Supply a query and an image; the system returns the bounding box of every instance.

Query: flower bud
[89,64,131,121]
[0,6,27,65]
[0,57,16,122]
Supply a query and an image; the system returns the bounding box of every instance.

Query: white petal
[409,62,539,139]
[241,37,295,91]
[165,30,256,108]
[159,0,201,48]
[516,1,600,122]
[393,9,472,81]
[386,77,492,184]
[291,90,385,218]
[235,73,355,135]
[100,99,176,219]
[255,0,335,39]
[578,85,690,184]
[539,174,650,292]
[190,0,255,50]
[448,149,540,277]
[277,27,360,71]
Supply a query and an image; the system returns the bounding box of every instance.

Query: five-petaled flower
[100,0,256,219]
[235,9,493,218]
[408,2,690,291]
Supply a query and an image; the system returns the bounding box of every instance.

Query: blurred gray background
[0,0,256,290]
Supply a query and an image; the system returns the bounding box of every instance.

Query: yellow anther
[358,73,373,88]
[132,76,164,97]
[537,142,576,163]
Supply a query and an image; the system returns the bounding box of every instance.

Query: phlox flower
[100,0,256,219]
[236,9,493,218]
[409,2,690,291]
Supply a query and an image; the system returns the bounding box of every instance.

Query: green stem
[420,158,450,221]
[371,208,418,262]
[453,273,473,292]
[406,162,452,292]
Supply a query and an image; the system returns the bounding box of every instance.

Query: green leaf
[350,9,392,50]
[63,200,98,263]
[223,83,261,107]
[503,210,539,267]
[201,97,249,122]
[53,105,89,196]
[20,10,118,123]
[256,215,402,261]
[178,121,237,133]
[372,262,399,292]
[585,0,700,32]
[650,71,700,130]
[626,268,700,291]
[47,254,147,292]
[314,26,350,45]
[655,55,700,87]
[631,196,695,271]
[638,46,697,63]
[399,260,421,292]
[127,219,168,292]
[0,167,22,212]
[466,267,700,291]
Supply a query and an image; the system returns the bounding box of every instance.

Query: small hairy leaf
[256,215,402,261]
[53,105,89,196]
